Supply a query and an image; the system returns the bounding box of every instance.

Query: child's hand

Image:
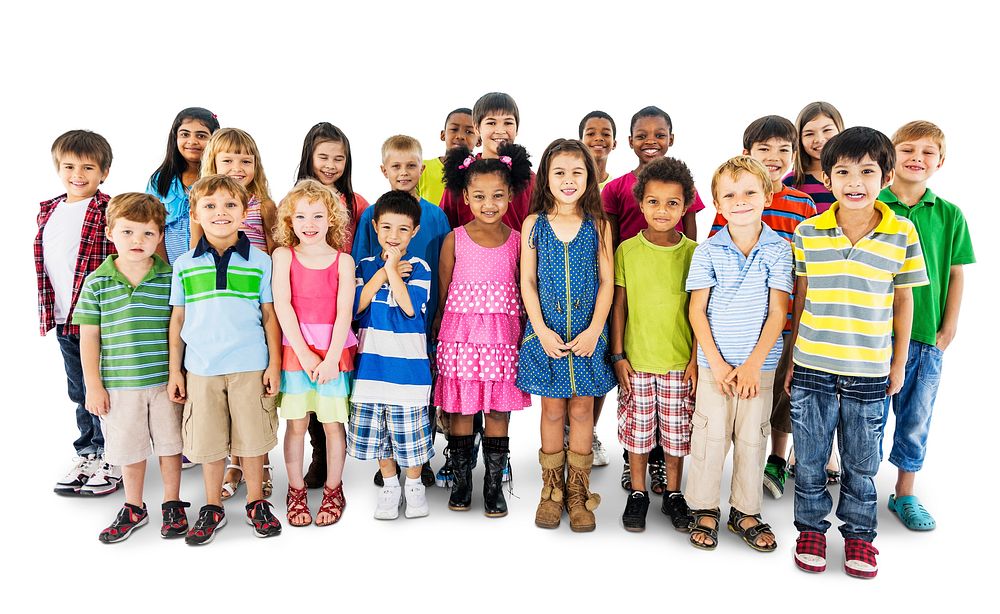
[396,259,413,279]
[312,359,341,386]
[85,385,110,417]
[887,361,905,396]
[709,360,736,398]
[726,363,761,399]
[538,328,570,359]
[614,359,636,397]
[263,364,280,397]
[683,360,698,398]
[567,327,601,357]
[383,246,403,268]
[297,349,323,382]
[168,371,187,403]
[431,313,443,344]
[935,328,955,352]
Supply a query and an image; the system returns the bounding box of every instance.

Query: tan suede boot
[566,449,601,532]
[535,449,566,529]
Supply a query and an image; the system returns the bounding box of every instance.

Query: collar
[709,222,783,251]
[193,231,251,261]
[40,190,110,210]
[878,186,938,208]
[93,254,171,283]
[813,200,901,234]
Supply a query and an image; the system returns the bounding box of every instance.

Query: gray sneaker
[592,430,609,467]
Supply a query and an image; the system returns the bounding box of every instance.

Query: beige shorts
[181,371,278,464]
[102,385,183,466]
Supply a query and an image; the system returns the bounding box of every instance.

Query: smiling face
[464,171,510,225]
[747,138,794,188]
[800,114,840,165]
[381,150,424,195]
[191,188,247,243]
[825,154,888,212]
[713,171,768,230]
[57,153,108,201]
[628,116,673,166]
[639,180,687,233]
[893,137,943,185]
[290,197,331,247]
[177,119,212,167]
[547,152,588,206]
[214,151,255,187]
[107,217,162,264]
[442,112,479,151]
[581,117,616,164]
[478,111,518,158]
[373,211,418,256]
[311,140,347,186]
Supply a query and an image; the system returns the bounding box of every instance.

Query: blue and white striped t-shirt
[351,254,433,407]
[685,224,793,371]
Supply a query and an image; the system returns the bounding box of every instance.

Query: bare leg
[284,418,309,490]
[242,454,265,502]
[484,412,509,437]
[323,422,347,489]
[122,460,146,508]
[540,397,569,454]
[629,451,649,491]
[665,455,684,492]
[203,459,225,507]
[159,454,182,502]
[567,396,595,455]
[450,414,475,436]
[895,469,916,498]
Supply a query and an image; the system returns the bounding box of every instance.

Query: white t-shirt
[42,198,90,324]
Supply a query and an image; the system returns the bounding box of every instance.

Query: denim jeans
[790,365,887,542]
[56,325,104,456]
[882,340,942,472]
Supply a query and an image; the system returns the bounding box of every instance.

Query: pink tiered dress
[434,226,531,414]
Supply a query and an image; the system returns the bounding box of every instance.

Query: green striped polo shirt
[72,255,173,389]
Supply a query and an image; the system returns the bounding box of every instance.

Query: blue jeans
[56,325,104,456]
[882,340,942,472]
[790,366,887,542]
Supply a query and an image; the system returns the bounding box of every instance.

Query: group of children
[37,94,974,579]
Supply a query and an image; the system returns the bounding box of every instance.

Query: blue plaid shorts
[347,402,434,468]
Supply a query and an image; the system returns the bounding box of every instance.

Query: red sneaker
[844,538,879,579]
[794,531,827,573]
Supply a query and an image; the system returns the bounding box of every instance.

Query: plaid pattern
[794,531,827,573]
[617,370,694,456]
[347,402,434,468]
[35,192,114,336]
[844,538,879,578]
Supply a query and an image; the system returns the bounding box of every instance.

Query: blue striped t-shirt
[685,224,793,370]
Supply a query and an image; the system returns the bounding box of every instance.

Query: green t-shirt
[418,157,445,206]
[880,186,976,347]
[614,232,697,373]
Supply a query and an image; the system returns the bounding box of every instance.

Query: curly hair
[273,179,349,250]
[442,143,532,195]
[632,157,696,206]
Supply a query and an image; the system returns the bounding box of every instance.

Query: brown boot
[566,449,601,532]
[535,449,565,529]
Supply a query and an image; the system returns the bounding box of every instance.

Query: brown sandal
[316,483,346,526]
[286,485,312,526]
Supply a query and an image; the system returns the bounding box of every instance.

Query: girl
[435,143,533,517]
[785,101,845,216]
[518,139,616,532]
[146,107,220,263]
[272,180,356,526]
[293,122,370,488]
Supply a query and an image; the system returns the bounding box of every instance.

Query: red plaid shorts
[617,370,694,456]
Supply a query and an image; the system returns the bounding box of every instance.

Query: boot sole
[484,510,508,518]
[448,504,471,512]
[535,519,560,529]
[570,523,596,532]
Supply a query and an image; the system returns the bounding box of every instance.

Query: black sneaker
[99,503,148,543]
[246,499,282,538]
[622,491,650,532]
[661,492,694,531]
[160,500,191,538]
[420,461,435,487]
[185,505,226,545]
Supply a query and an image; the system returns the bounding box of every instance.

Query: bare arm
[314,254,357,384]
[167,306,187,403]
[936,265,964,351]
[260,302,282,396]
[80,324,109,416]
[610,285,635,394]
[432,231,456,341]
[260,198,278,254]
[726,288,789,399]
[784,275,807,396]
[689,287,734,396]
[271,247,321,378]
[888,286,914,396]
[385,252,415,318]
[356,268,388,315]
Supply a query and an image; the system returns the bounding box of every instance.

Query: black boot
[303,414,327,489]
[447,435,475,511]
[483,436,510,518]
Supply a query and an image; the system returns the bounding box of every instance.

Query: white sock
[405,475,423,487]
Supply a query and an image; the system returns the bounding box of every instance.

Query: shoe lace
[566,465,591,508]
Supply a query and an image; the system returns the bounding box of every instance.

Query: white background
[3,1,995,611]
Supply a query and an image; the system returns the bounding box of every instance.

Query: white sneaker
[374,483,402,520]
[592,430,609,467]
[404,480,429,518]
[55,455,98,495]
[80,457,122,496]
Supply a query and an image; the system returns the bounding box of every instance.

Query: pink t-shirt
[601,171,705,243]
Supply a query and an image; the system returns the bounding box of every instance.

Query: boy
[167,175,283,545]
[579,110,617,189]
[878,121,974,531]
[353,135,451,487]
[788,127,928,578]
[611,157,698,532]
[73,193,187,542]
[418,108,479,206]
[685,156,791,552]
[708,115,817,498]
[348,190,435,520]
[38,130,121,496]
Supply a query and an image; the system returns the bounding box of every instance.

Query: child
[272,180,356,527]
[39,130,120,496]
[353,135,451,487]
[348,190,435,520]
[787,127,927,578]
[439,92,535,230]
[146,107,220,264]
[73,193,186,542]
[878,121,975,531]
[435,143,533,516]
[707,116,817,499]
[579,110,617,189]
[167,175,283,544]
[519,138,616,532]
[685,156,791,552]
[784,101,844,215]
[612,157,698,532]
[418,107,480,206]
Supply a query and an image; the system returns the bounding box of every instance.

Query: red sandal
[316,483,346,526]
[286,485,312,526]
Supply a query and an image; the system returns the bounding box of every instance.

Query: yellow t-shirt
[418,157,445,206]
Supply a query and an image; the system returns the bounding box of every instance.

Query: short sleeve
[71,277,101,325]
[258,255,273,304]
[767,241,794,294]
[601,179,620,216]
[793,228,808,276]
[689,189,706,215]
[950,207,976,266]
[894,222,930,288]
[685,244,717,292]
[614,243,626,287]
[353,259,368,316]
[351,206,377,262]
[170,263,186,307]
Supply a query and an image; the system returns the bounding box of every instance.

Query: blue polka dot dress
[516,214,616,398]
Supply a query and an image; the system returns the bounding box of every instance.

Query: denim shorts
[882,340,943,472]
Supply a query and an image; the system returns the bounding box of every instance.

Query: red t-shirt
[601,171,705,243]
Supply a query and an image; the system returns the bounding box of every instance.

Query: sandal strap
[317,484,346,523]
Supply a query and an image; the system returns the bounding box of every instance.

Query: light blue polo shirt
[169,232,274,376]
[685,224,793,371]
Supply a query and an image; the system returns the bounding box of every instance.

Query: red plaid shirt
[35,191,115,336]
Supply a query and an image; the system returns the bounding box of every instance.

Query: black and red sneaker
[794,531,827,573]
[161,500,191,538]
[844,538,879,579]
[185,504,226,546]
[99,503,148,543]
[246,499,282,538]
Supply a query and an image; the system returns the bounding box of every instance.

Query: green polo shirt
[72,255,173,389]
[880,186,976,347]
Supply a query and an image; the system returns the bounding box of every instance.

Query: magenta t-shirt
[602,171,706,243]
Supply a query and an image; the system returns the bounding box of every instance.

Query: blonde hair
[273,179,349,250]
[201,128,273,205]
[107,193,167,233]
[711,155,774,203]
[381,134,422,162]
[189,175,249,211]
[892,120,946,160]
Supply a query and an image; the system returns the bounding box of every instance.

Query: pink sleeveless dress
[434,226,531,414]
[277,249,358,423]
